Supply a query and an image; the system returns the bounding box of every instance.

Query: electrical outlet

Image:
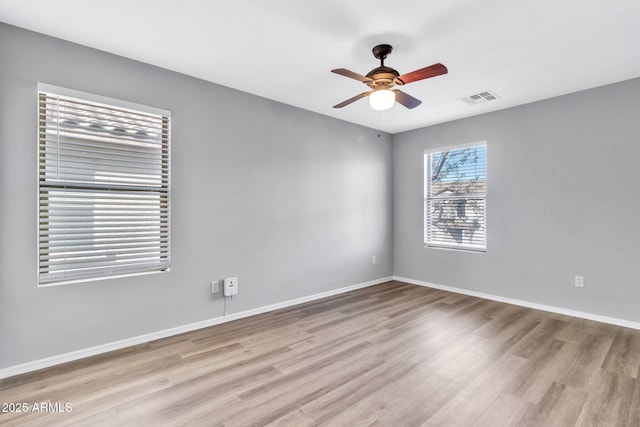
[372,256,376,264]
[575,276,584,288]
[211,280,220,293]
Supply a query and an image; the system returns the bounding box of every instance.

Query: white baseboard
[393,276,640,331]
[0,276,392,380]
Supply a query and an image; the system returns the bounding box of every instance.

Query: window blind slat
[42,152,167,169]
[41,231,167,237]
[40,243,170,256]
[39,262,171,285]
[40,97,166,122]
[38,107,165,128]
[40,252,170,268]
[40,125,165,147]
[41,141,168,160]
[38,88,171,285]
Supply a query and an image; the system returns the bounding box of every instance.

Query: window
[38,84,170,286]
[425,143,487,251]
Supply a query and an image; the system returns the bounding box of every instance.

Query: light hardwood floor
[2,281,640,426]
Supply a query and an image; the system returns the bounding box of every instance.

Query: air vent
[459,90,500,106]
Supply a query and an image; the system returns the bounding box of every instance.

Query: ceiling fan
[331,44,448,111]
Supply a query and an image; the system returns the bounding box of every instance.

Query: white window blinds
[425,143,487,251]
[38,85,170,285]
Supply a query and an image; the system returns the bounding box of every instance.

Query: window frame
[424,141,487,253]
[36,83,171,286]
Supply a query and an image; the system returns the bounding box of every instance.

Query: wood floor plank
[422,354,529,426]
[626,379,640,427]
[2,280,639,426]
[296,360,416,425]
[510,318,569,361]
[556,317,620,343]
[575,369,636,426]
[472,392,535,427]
[226,355,385,426]
[558,333,614,389]
[523,381,589,426]
[602,328,640,379]
[506,339,573,404]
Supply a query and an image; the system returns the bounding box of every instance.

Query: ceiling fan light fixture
[331,44,446,110]
[369,89,395,111]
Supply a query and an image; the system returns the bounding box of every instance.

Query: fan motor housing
[366,66,400,88]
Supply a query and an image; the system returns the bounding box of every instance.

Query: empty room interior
[2,1,640,425]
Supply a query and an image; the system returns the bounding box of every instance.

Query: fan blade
[393,90,422,109]
[397,63,448,85]
[333,92,371,108]
[331,68,373,83]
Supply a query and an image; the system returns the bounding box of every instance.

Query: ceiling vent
[459,90,500,106]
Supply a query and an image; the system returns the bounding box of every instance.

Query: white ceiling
[1,0,640,134]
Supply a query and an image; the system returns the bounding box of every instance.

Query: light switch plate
[211,280,220,293]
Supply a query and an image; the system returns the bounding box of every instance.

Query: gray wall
[393,77,640,322]
[3,20,639,371]
[0,24,393,369]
